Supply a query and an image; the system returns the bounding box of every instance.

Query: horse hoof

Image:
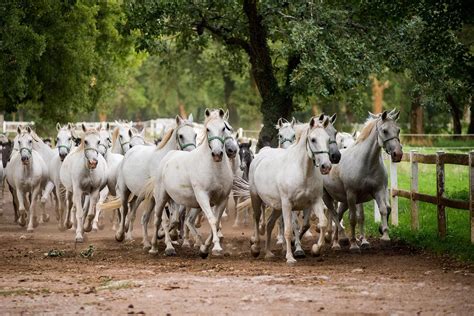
[350,245,361,253]
[199,251,209,259]
[115,232,125,242]
[27,227,34,233]
[249,236,257,245]
[42,214,50,223]
[311,244,322,256]
[286,258,297,265]
[65,221,73,230]
[360,241,370,250]
[75,236,84,243]
[170,230,179,241]
[331,243,341,251]
[97,221,105,231]
[165,248,177,256]
[250,244,260,258]
[294,249,306,258]
[264,252,275,260]
[380,234,391,242]
[324,233,332,243]
[58,224,66,232]
[182,240,191,248]
[84,223,92,233]
[148,247,159,255]
[339,237,349,247]
[212,248,224,257]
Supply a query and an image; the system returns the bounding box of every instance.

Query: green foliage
[0,0,139,133]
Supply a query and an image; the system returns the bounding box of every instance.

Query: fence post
[390,159,398,226]
[410,150,419,230]
[469,150,474,244]
[436,151,446,239]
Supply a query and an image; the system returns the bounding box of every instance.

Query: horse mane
[355,118,378,144]
[294,123,307,144]
[111,127,120,151]
[157,126,175,149]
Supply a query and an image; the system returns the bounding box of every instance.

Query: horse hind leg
[16,188,28,227]
[282,200,297,265]
[293,211,306,258]
[357,203,369,249]
[141,197,155,250]
[249,193,263,258]
[125,195,142,241]
[27,187,41,232]
[264,208,279,259]
[276,216,284,246]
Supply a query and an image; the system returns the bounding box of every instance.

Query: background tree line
[1,0,472,142]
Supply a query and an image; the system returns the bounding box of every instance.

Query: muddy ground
[0,194,472,315]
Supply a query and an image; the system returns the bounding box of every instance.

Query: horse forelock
[78,130,99,151]
[294,121,324,144]
[204,110,224,127]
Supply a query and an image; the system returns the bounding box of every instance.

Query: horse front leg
[115,189,130,242]
[346,193,360,252]
[56,185,66,231]
[249,192,263,257]
[125,195,142,241]
[93,187,108,231]
[64,191,74,230]
[84,190,99,233]
[16,188,28,227]
[293,211,305,258]
[160,205,177,256]
[73,191,85,242]
[27,186,41,232]
[195,191,221,257]
[141,198,155,250]
[39,181,54,223]
[374,189,390,242]
[149,191,169,255]
[282,200,296,265]
[311,199,328,256]
[185,208,204,249]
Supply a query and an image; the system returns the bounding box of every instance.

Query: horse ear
[140,128,146,136]
[322,117,330,128]
[381,110,388,121]
[17,126,22,134]
[175,115,183,125]
[67,123,73,130]
[82,123,87,133]
[318,113,325,121]
[368,111,378,119]
[188,113,193,123]
[106,122,110,130]
[223,110,229,121]
[310,117,316,128]
[291,117,296,128]
[56,123,61,131]
[218,108,225,118]
[128,129,133,137]
[277,118,283,128]
[205,108,211,117]
[391,110,400,121]
[26,126,32,134]
[330,113,337,124]
[249,139,252,147]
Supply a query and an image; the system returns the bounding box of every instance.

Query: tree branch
[199,20,251,55]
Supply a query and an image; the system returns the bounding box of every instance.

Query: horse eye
[85,140,88,145]
[206,128,210,133]
[29,140,32,144]
[222,127,225,132]
[107,138,111,142]
[311,138,316,143]
[57,138,59,142]
[179,134,183,139]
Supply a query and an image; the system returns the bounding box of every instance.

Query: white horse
[46,123,76,230]
[60,124,107,242]
[110,121,134,155]
[336,131,357,149]
[114,114,197,243]
[5,126,48,232]
[323,110,403,251]
[146,109,233,257]
[247,116,333,264]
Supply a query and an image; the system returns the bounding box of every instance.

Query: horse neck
[160,129,179,152]
[287,129,313,175]
[357,123,382,166]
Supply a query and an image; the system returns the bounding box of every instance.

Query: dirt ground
[0,195,473,315]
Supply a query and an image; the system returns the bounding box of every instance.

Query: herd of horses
[0,108,402,264]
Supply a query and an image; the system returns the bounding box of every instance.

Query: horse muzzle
[391,150,403,163]
[319,162,332,175]
[21,156,30,165]
[87,159,98,169]
[226,147,237,159]
[212,151,223,162]
[59,153,67,161]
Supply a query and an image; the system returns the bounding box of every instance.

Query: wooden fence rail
[387,150,474,244]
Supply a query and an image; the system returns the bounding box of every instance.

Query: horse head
[238,140,254,179]
[307,116,332,175]
[56,123,75,161]
[113,121,134,154]
[319,113,341,164]
[17,126,34,166]
[376,110,403,162]
[223,117,238,159]
[81,124,101,170]
[336,132,356,150]
[97,122,112,157]
[175,114,197,152]
[276,117,296,149]
[204,108,227,162]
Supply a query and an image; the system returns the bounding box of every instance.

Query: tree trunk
[468,101,474,134]
[446,94,462,135]
[410,95,424,134]
[243,0,294,149]
[223,73,239,126]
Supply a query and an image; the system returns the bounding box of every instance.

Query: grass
[357,148,474,262]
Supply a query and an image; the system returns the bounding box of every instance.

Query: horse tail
[100,197,122,211]
[139,177,155,202]
[233,176,250,214]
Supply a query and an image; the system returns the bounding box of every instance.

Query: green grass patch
[355,156,474,262]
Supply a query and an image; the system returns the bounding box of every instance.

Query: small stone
[351,268,363,273]
[128,304,134,309]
